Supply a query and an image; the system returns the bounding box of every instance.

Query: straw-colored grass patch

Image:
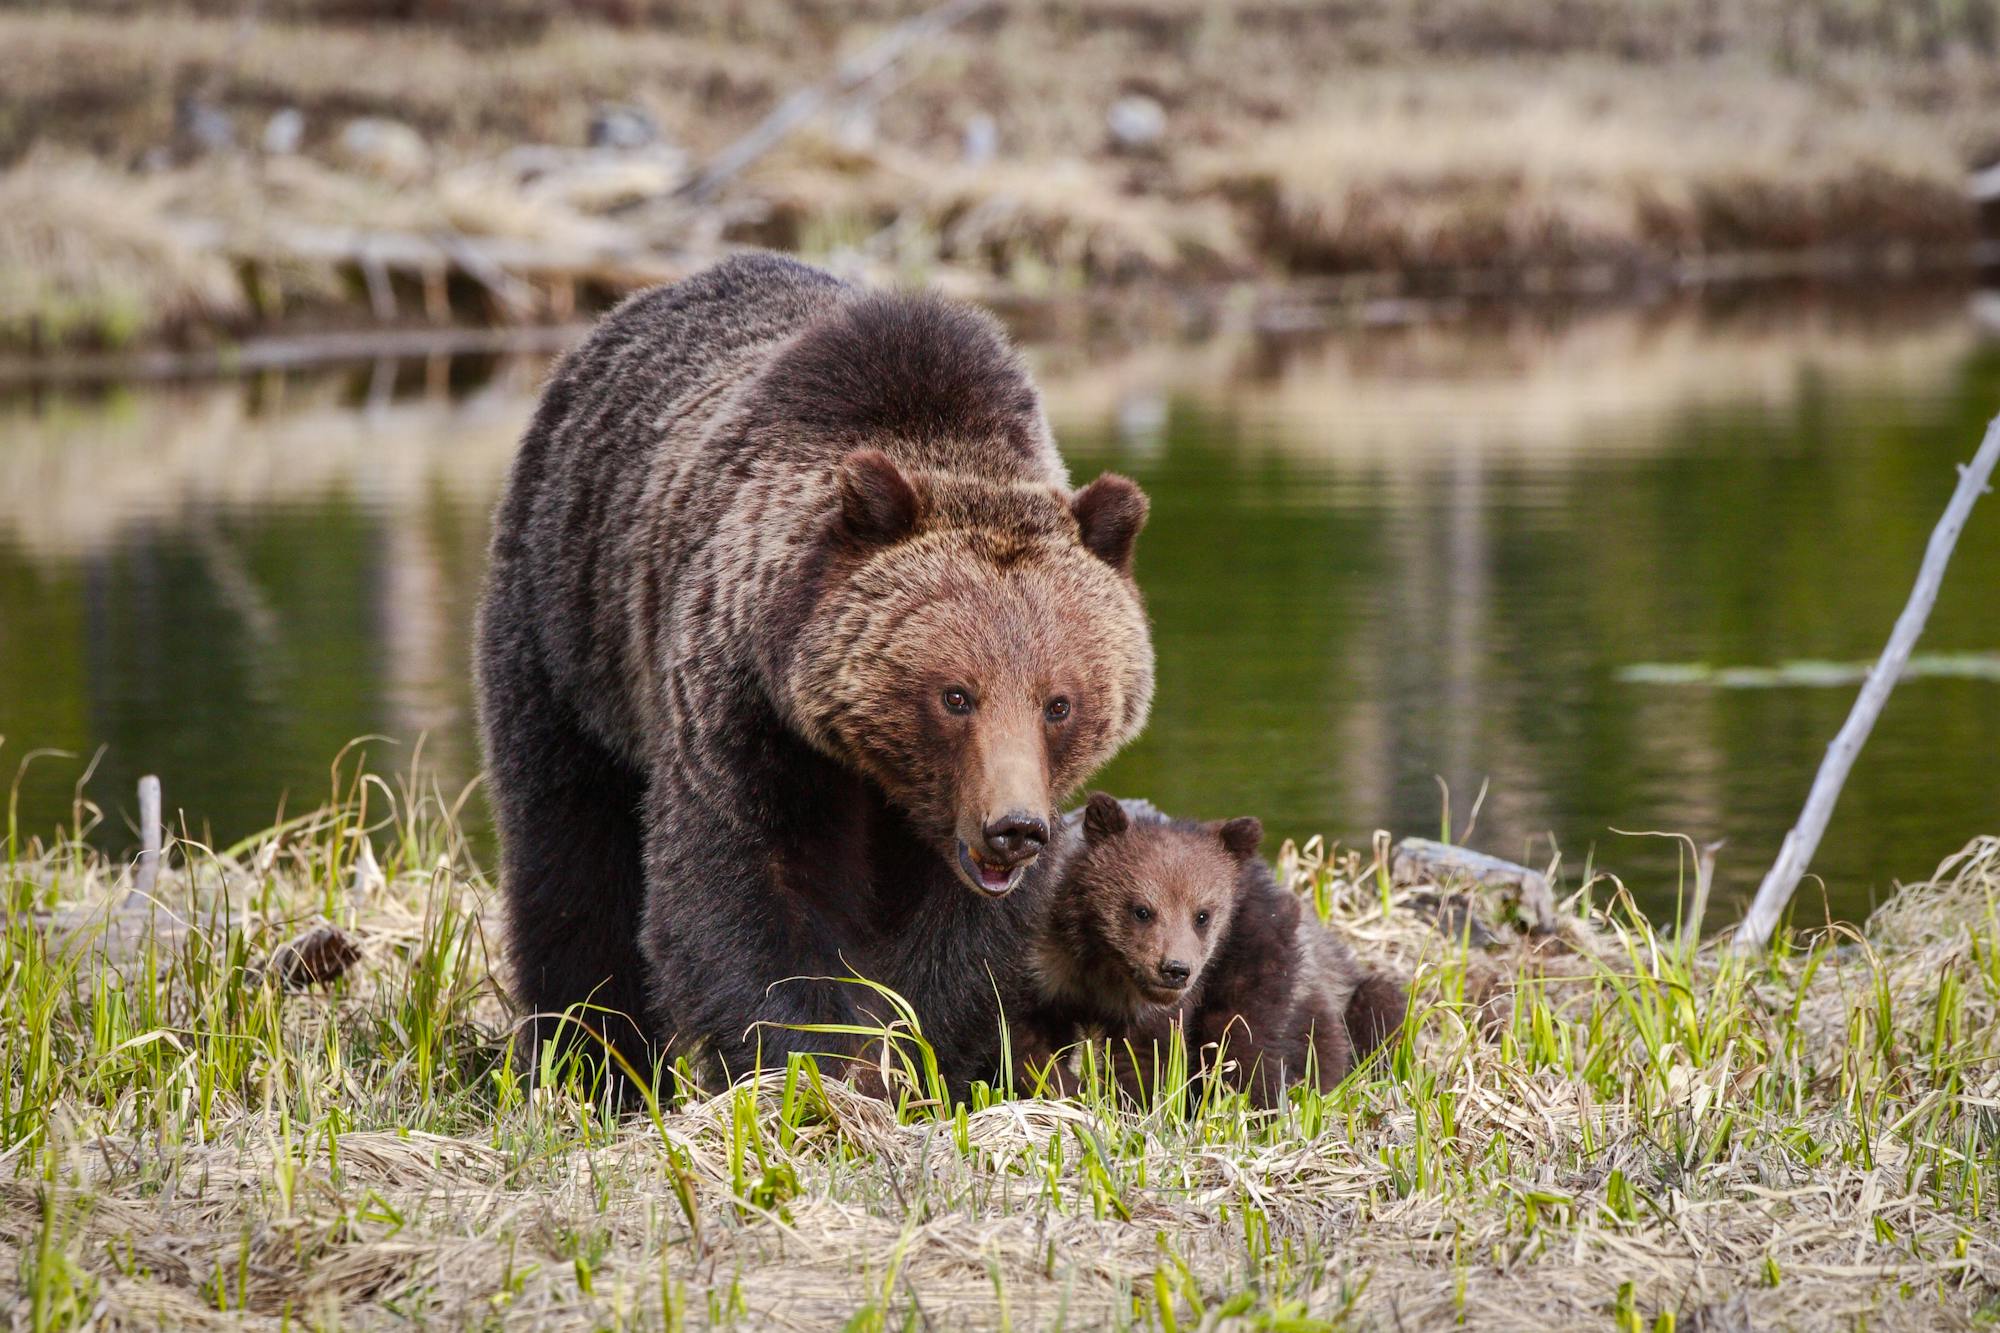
[0,153,247,351]
[1204,62,1978,275]
[3,753,1998,1328]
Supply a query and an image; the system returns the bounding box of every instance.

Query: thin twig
[1732,412,2000,953]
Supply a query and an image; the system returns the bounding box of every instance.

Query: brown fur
[1022,795,1407,1105]
[476,254,1154,1093]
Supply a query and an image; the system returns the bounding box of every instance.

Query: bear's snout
[949,703,1054,897]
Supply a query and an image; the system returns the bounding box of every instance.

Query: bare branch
[1732,412,2000,953]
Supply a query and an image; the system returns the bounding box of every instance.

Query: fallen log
[1391,837,1558,935]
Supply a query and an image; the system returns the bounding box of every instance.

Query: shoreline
[5,246,1996,386]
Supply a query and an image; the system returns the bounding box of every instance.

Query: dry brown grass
[1206,61,1981,275]
[0,152,246,349]
[3,757,1998,1329]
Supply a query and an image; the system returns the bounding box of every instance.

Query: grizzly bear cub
[1018,794,1406,1105]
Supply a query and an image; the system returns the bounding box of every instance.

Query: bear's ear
[1070,473,1148,573]
[836,449,922,546]
[1217,817,1263,860]
[1082,792,1129,844]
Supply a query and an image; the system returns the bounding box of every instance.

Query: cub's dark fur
[476,254,1154,1092]
[1021,795,1406,1104]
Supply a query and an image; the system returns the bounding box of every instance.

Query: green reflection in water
[1,306,1996,923]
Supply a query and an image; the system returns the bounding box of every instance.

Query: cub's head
[1053,794,1263,1009]
[788,450,1154,897]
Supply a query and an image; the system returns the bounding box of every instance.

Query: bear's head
[788,450,1155,898]
[1045,794,1262,1011]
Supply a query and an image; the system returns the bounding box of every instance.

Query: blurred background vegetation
[3,0,2000,353]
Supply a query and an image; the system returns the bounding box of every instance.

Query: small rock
[1971,160,2000,203]
[263,107,305,156]
[176,94,235,155]
[961,113,999,167]
[588,103,659,151]
[1105,94,1166,153]
[337,116,430,182]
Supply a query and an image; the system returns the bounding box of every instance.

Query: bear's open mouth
[1133,972,1191,1007]
[956,841,1029,897]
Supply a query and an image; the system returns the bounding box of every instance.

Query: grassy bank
[3,753,1998,1328]
[4,0,2000,353]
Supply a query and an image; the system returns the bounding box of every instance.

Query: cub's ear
[1217,817,1263,860]
[1082,792,1129,844]
[836,449,922,545]
[1070,473,1148,573]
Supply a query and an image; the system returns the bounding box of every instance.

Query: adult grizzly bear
[476,254,1153,1092]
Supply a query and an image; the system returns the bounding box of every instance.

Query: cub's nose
[981,812,1049,866]
[1158,960,1192,988]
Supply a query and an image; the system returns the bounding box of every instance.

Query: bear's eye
[1195,910,1210,929]
[1044,696,1071,723]
[1132,904,1153,923]
[941,687,974,715]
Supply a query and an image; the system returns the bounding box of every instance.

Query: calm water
[3,294,1997,922]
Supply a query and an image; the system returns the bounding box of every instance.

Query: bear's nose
[1158,960,1192,988]
[981,812,1048,865]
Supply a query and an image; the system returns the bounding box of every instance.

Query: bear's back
[497,252,846,557]
[484,254,852,751]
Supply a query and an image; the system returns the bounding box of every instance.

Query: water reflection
[2,290,1995,920]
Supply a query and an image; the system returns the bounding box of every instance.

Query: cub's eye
[1044,696,1071,723]
[1195,910,1210,928]
[1132,904,1154,923]
[941,688,974,715]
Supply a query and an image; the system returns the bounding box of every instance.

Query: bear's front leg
[639,781,877,1085]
